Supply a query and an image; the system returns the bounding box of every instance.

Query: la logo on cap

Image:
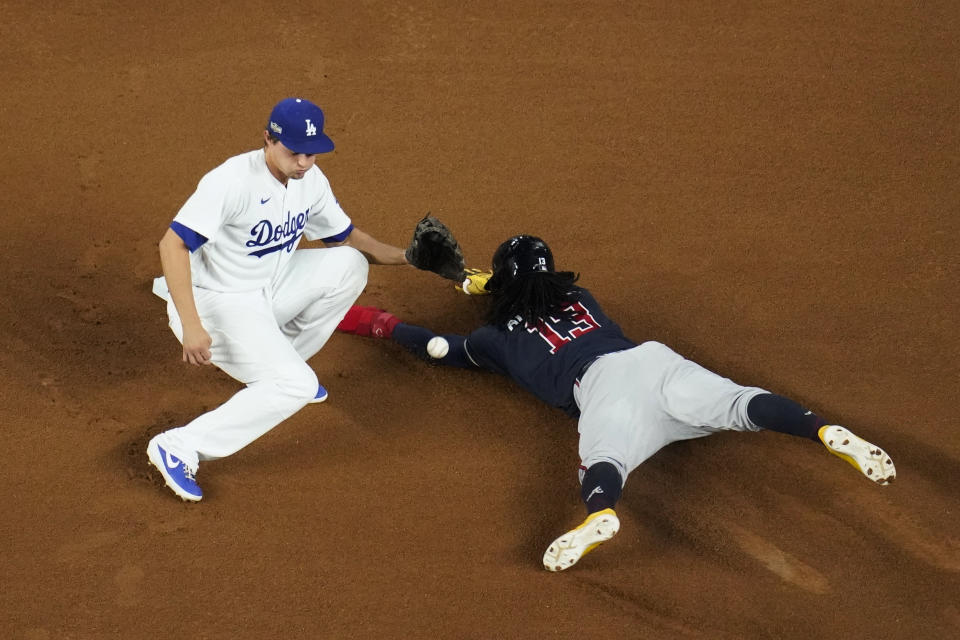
[267,97,335,154]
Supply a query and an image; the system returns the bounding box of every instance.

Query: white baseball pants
[153,246,368,470]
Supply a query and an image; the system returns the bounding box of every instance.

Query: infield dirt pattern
[1,2,958,639]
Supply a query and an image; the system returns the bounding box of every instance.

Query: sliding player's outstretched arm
[335,305,475,368]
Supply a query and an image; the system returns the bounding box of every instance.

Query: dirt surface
[2,2,958,638]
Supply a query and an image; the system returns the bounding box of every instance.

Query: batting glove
[457,268,493,295]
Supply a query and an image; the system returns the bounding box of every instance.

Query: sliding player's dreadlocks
[483,235,581,327]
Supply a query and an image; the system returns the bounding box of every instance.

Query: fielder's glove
[405,215,466,282]
[456,268,493,295]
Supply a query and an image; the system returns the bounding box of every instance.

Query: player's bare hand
[181,325,213,366]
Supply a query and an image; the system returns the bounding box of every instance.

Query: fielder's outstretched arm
[329,227,410,266]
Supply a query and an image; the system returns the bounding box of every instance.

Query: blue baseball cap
[266,97,335,154]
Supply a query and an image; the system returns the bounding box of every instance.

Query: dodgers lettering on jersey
[170,149,352,292]
[464,288,636,416]
[246,208,311,257]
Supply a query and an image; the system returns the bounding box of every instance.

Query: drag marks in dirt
[724,522,830,594]
[714,477,960,598]
[571,575,709,638]
[827,487,960,574]
[572,573,738,640]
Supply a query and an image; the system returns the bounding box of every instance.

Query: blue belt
[575,356,601,386]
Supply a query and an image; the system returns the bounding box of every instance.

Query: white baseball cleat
[543,508,620,572]
[818,425,896,485]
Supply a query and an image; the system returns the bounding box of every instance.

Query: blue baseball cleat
[147,437,203,502]
[309,383,329,404]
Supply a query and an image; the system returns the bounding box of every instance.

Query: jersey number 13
[528,301,600,354]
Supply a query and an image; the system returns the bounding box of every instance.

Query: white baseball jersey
[151,147,371,472]
[172,148,352,292]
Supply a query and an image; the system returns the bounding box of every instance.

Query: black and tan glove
[405,215,466,282]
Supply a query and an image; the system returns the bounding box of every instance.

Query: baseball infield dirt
[1,2,957,638]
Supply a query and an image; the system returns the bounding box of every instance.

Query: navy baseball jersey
[463,288,636,415]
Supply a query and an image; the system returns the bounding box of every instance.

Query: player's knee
[291,369,320,403]
[269,363,319,405]
[339,247,369,295]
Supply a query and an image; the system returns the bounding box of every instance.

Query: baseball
[427,336,449,359]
